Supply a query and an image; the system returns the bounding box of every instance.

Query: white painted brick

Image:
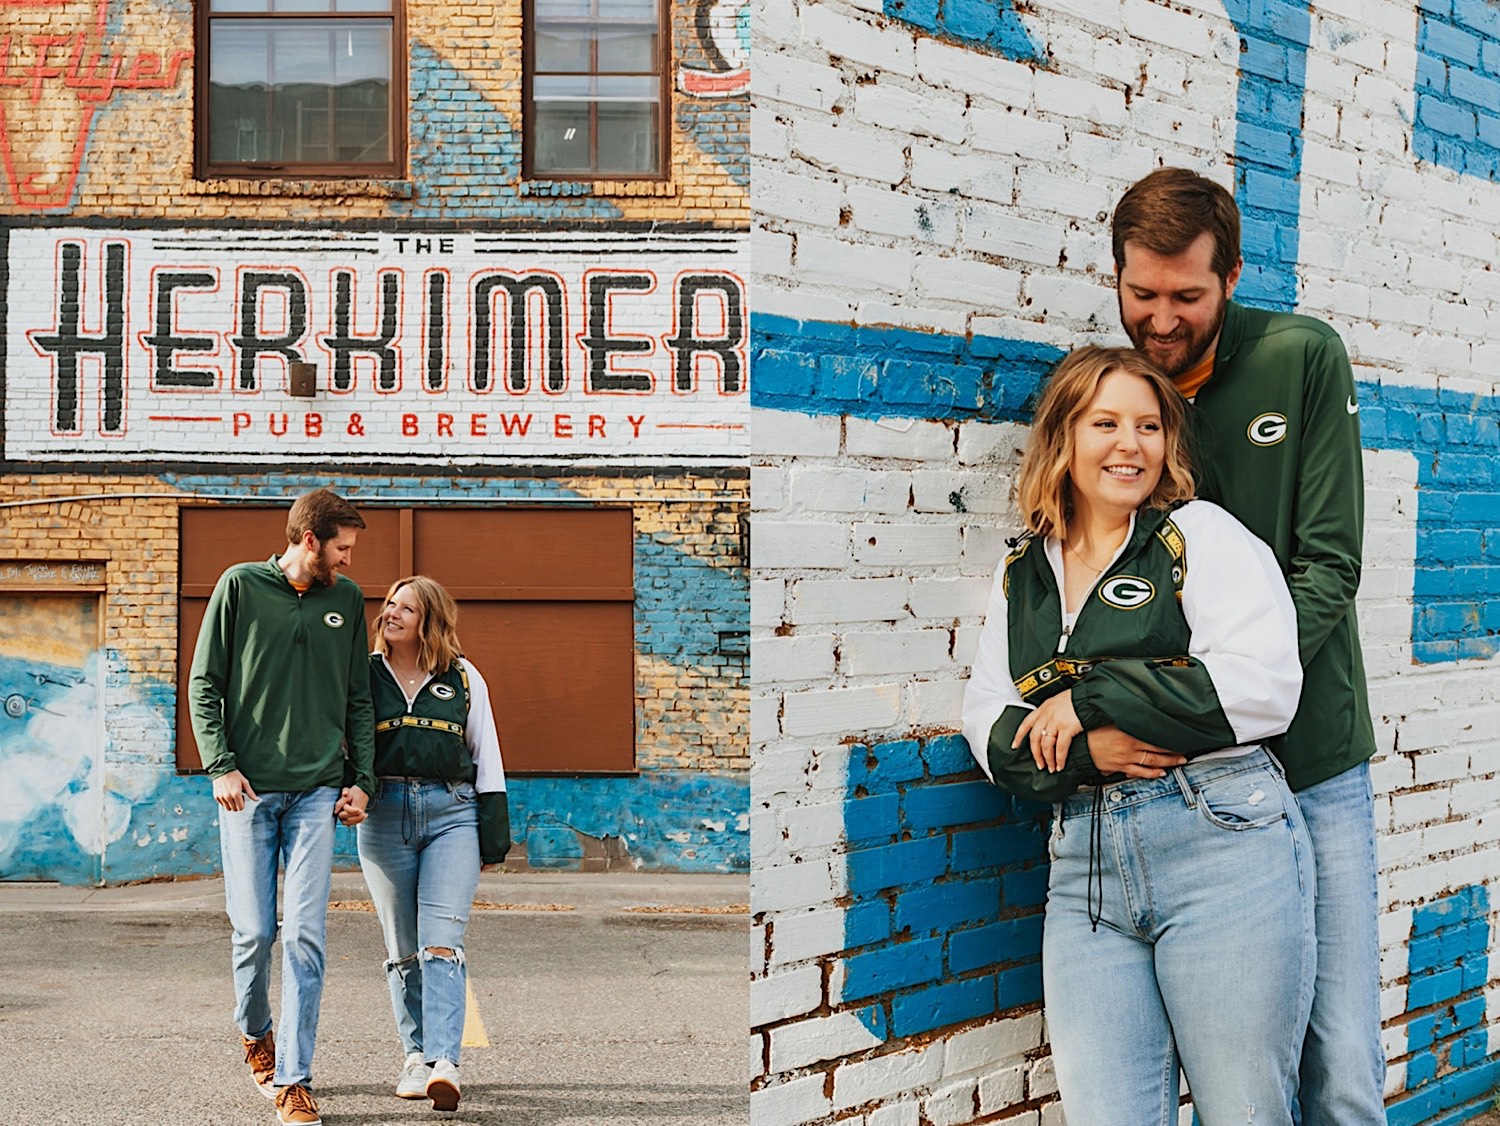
[868,1101,922,1126]
[945,1013,1044,1075]
[847,184,961,244]
[788,466,911,514]
[969,108,1068,160]
[844,417,954,461]
[771,1011,885,1071]
[907,576,992,619]
[913,254,1024,309]
[750,1074,832,1126]
[964,203,1066,267]
[924,1077,978,1126]
[833,1043,945,1109]
[751,857,842,916]
[1031,71,1128,128]
[796,233,914,294]
[751,962,825,1026]
[780,799,848,853]
[752,521,851,569]
[800,4,917,77]
[753,634,837,682]
[770,905,846,966]
[956,421,1026,466]
[911,470,1012,514]
[1027,1055,1058,1098]
[753,578,787,628]
[914,38,1032,102]
[792,577,911,624]
[841,628,953,676]
[791,118,909,185]
[754,51,848,113]
[1123,0,1217,55]
[783,683,903,736]
[906,677,966,729]
[852,523,963,566]
[753,165,845,226]
[976,1064,1026,1115]
[752,408,842,458]
[752,225,795,280]
[855,83,967,144]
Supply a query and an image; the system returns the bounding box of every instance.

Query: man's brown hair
[286,488,365,545]
[1111,167,1241,281]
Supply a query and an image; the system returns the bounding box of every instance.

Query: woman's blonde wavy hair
[1015,346,1196,537]
[371,575,463,674]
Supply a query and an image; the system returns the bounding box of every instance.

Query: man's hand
[212,770,258,812]
[1087,725,1186,779]
[335,785,370,826]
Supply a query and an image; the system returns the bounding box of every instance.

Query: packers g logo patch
[429,683,457,701]
[322,612,345,628]
[1247,413,1288,446]
[1099,576,1155,609]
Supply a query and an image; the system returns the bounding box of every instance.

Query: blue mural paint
[1222,0,1311,311]
[1415,0,1500,181]
[841,734,1047,1038]
[393,43,622,222]
[881,0,1042,61]
[751,313,1063,422]
[506,772,749,872]
[1387,884,1497,1126]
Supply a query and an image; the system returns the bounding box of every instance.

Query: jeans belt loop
[1171,764,1195,808]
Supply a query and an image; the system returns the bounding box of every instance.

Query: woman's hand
[1013,691,1083,773]
[1087,725,1186,778]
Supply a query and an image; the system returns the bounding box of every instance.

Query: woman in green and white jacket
[962,347,1314,1126]
[357,575,510,1113]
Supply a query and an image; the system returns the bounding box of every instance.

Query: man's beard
[1119,289,1228,378]
[310,545,339,586]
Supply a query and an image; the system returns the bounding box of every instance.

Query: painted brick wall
[750,1,1500,1123]
[0,0,750,882]
[0,472,749,883]
[0,0,748,223]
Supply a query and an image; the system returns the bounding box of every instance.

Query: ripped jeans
[357,779,483,1066]
[1042,749,1317,1126]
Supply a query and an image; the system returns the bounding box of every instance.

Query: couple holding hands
[190,488,510,1125]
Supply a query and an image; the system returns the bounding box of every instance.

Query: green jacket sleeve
[478,792,512,865]
[343,597,377,797]
[1070,658,1236,756]
[1288,331,1364,667]
[984,704,1101,802]
[188,571,237,778]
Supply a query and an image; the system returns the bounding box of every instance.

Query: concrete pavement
[0,871,748,1125]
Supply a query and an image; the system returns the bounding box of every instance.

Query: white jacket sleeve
[461,657,507,793]
[1174,500,1303,743]
[960,555,1033,782]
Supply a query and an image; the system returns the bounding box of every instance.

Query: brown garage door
[177,505,635,774]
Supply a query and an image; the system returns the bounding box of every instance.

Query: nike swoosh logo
[1346,396,1359,414]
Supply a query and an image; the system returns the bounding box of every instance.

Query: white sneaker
[395,1052,430,1099]
[426,1059,460,1111]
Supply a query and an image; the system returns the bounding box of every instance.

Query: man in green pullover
[189,488,376,1126]
[1106,168,1384,1124]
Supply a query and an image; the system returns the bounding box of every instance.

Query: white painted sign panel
[3,228,748,464]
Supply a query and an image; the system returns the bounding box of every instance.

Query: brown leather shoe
[275,1084,322,1125]
[242,1031,277,1098]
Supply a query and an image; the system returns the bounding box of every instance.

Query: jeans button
[1108,791,1123,803]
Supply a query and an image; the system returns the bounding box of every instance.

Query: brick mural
[750,1,1500,1123]
[0,0,749,881]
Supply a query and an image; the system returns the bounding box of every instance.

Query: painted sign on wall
[4,227,748,463]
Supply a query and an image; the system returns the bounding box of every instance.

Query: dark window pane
[596,27,654,72]
[596,101,656,173]
[208,19,390,166]
[533,102,593,173]
[536,27,592,72]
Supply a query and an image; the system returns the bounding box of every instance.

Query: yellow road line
[462,978,490,1048]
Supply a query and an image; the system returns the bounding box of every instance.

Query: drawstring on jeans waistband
[1087,785,1105,932]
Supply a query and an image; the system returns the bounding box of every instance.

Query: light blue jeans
[218,786,339,1089]
[1294,760,1386,1124]
[1042,750,1317,1126]
[357,779,482,1066]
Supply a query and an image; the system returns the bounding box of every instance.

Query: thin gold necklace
[1065,541,1111,573]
